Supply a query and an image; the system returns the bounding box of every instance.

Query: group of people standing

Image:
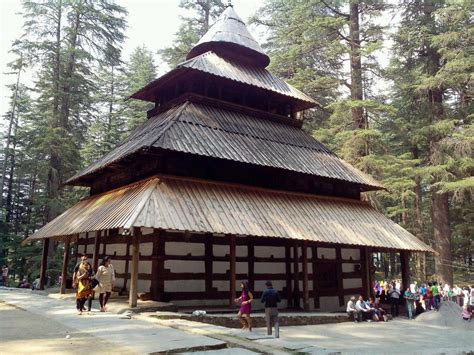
[235,280,281,337]
[374,279,474,321]
[73,254,115,315]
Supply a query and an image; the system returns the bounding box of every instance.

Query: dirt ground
[0,301,132,354]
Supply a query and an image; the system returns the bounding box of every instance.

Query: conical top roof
[186,5,270,67]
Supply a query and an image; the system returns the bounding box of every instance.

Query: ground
[0,288,473,354]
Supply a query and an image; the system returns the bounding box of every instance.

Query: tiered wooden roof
[28,5,432,254]
[67,100,382,189]
[26,176,433,252]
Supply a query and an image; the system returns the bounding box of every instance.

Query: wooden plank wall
[75,229,365,311]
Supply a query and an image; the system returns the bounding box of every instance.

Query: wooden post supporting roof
[293,243,300,308]
[129,227,141,308]
[229,235,236,307]
[60,238,71,294]
[361,247,370,298]
[302,241,310,311]
[400,251,410,291]
[92,231,101,272]
[39,238,50,290]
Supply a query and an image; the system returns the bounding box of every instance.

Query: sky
[0,0,264,117]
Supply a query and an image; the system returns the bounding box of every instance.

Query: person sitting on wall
[356,295,374,321]
[346,296,360,322]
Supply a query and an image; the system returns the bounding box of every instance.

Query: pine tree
[159,0,226,68]
[121,46,157,134]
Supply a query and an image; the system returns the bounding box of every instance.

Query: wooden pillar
[229,235,236,307]
[92,231,101,272]
[400,250,410,291]
[39,238,50,290]
[247,238,255,292]
[360,247,370,298]
[311,246,319,309]
[129,227,141,308]
[335,246,344,306]
[293,242,300,308]
[151,230,165,300]
[285,245,292,307]
[84,232,88,254]
[121,240,131,294]
[204,234,213,292]
[60,238,71,294]
[101,231,107,258]
[302,241,309,311]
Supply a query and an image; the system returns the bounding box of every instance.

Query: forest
[0,0,472,287]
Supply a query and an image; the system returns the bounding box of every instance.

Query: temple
[25,5,432,311]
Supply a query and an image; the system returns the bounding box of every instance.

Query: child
[461,305,471,322]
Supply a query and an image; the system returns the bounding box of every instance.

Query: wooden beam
[302,241,309,311]
[39,238,50,290]
[60,238,71,294]
[229,235,236,307]
[92,231,101,272]
[129,227,141,308]
[400,250,410,291]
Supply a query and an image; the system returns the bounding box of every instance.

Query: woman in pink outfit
[235,281,253,331]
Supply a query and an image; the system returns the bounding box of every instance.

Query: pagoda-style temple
[25,5,433,311]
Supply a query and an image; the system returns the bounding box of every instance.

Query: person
[469,286,474,307]
[389,282,400,317]
[74,258,93,315]
[462,287,470,307]
[235,281,253,330]
[461,305,471,321]
[94,256,114,312]
[18,279,31,288]
[453,285,463,306]
[372,298,388,322]
[261,280,281,338]
[73,254,94,311]
[404,287,415,320]
[346,296,360,322]
[431,282,440,311]
[2,265,9,286]
[425,283,433,310]
[356,295,373,321]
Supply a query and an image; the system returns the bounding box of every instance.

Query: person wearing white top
[346,296,360,322]
[95,256,114,312]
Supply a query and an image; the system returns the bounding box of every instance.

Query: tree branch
[320,0,349,19]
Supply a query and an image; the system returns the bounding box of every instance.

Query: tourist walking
[95,256,115,312]
[1,265,8,286]
[431,282,440,311]
[235,281,253,330]
[404,287,415,319]
[389,282,400,317]
[261,280,281,338]
[74,258,93,315]
[74,254,94,311]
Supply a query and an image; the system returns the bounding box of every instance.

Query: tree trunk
[349,2,364,130]
[0,64,21,213]
[432,191,452,285]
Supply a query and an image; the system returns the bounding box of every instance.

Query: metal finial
[226,0,233,8]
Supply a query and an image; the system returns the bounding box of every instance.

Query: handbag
[90,278,99,288]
